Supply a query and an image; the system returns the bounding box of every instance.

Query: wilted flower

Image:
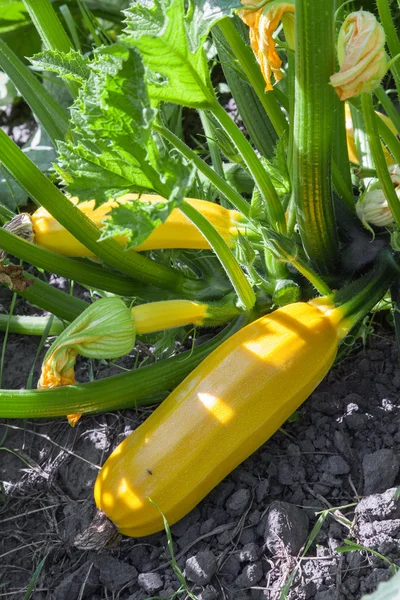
[330,11,387,101]
[238,0,295,91]
[356,165,400,228]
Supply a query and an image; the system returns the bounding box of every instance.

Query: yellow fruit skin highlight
[94,301,339,538]
[31,194,245,257]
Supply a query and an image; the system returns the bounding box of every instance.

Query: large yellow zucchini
[94,300,341,537]
[31,194,246,256]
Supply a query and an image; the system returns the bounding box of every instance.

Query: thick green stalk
[0,228,162,299]
[0,130,213,299]
[153,123,251,218]
[0,317,247,419]
[17,276,87,322]
[332,96,353,199]
[293,0,339,274]
[361,92,400,228]
[0,314,65,335]
[22,0,79,98]
[212,20,278,159]
[212,103,286,232]
[179,201,256,311]
[376,115,400,165]
[332,162,355,212]
[199,111,225,180]
[0,38,68,145]
[376,0,400,99]
[216,17,288,139]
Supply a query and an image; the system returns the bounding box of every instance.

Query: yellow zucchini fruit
[31,194,246,256]
[345,103,396,166]
[94,299,343,538]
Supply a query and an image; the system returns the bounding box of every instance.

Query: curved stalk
[361,92,400,229]
[179,201,256,311]
[0,314,65,335]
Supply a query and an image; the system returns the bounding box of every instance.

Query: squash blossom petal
[356,165,400,227]
[330,11,387,101]
[239,0,295,91]
[38,297,136,425]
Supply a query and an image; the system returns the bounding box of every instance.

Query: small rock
[362,449,400,495]
[170,507,200,537]
[239,543,261,562]
[50,562,99,600]
[240,527,257,545]
[129,546,151,570]
[220,554,241,577]
[315,589,337,600]
[325,456,350,476]
[137,573,163,594]
[255,478,269,503]
[185,551,217,585]
[264,501,309,555]
[198,585,219,600]
[355,488,400,521]
[226,489,251,515]
[234,562,263,588]
[92,555,137,592]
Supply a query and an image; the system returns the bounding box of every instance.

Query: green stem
[199,111,225,179]
[216,17,288,139]
[375,86,400,135]
[179,201,256,311]
[361,92,400,228]
[153,123,251,218]
[290,256,331,296]
[333,249,399,331]
[212,103,286,232]
[332,97,353,200]
[22,0,79,98]
[6,268,87,321]
[376,0,400,99]
[0,38,68,145]
[0,130,212,299]
[0,314,65,335]
[293,0,339,274]
[0,228,162,299]
[0,317,247,418]
[376,114,400,165]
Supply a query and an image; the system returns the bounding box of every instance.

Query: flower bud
[38,297,136,390]
[330,11,387,101]
[356,166,400,228]
[239,0,295,91]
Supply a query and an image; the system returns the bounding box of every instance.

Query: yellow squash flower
[238,0,295,91]
[330,11,387,101]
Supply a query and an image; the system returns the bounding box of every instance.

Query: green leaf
[123,0,216,108]
[100,199,171,248]
[0,1,28,26]
[56,43,160,202]
[186,0,242,52]
[30,49,90,85]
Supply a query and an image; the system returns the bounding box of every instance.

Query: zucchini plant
[0,0,399,539]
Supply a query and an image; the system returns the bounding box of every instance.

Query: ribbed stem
[0,317,247,419]
[375,86,400,135]
[376,0,400,99]
[361,92,400,228]
[22,0,79,98]
[212,103,286,232]
[0,38,68,145]
[293,0,339,273]
[179,201,256,311]
[0,314,65,335]
[153,123,251,218]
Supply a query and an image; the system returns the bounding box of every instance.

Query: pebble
[137,573,163,594]
[264,501,309,555]
[185,551,217,585]
[234,562,263,588]
[226,488,251,515]
[362,449,400,495]
[239,543,261,562]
